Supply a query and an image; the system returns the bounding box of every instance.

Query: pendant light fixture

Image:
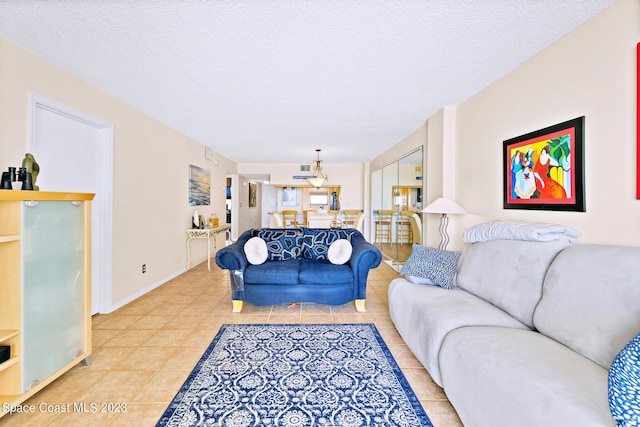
[305,149,328,189]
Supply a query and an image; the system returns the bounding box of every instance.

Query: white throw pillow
[328,239,352,265]
[244,237,268,265]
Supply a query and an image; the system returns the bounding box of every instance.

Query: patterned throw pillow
[256,228,304,260]
[609,332,640,426]
[400,244,461,289]
[301,228,356,260]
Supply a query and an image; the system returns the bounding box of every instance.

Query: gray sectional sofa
[389,236,640,427]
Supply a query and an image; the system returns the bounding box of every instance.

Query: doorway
[28,93,114,315]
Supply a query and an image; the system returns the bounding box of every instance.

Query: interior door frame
[27,93,114,315]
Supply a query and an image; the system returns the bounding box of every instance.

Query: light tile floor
[0,261,462,426]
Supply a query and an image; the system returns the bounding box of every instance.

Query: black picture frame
[503,116,585,212]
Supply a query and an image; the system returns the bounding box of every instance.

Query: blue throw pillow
[609,332,640,426]
[400,244,461,289]
[301,228,356,260]
[256,228,304,260]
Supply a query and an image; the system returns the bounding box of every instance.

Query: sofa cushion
[298,259,352,285]
[244,259,300,285]
[456,239,570,328]
[244,237,268,265]
[256,228,303,260]
[301,228,356,260]
[328,239,352,265]
[388,277,529,386]
[439,326,613,427]
[534,244,640,370]
[609,332,640,425]
[400,244,461,289]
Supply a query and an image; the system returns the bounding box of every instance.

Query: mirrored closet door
[370,148,423,270]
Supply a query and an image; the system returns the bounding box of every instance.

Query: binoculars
[1,166,34,190]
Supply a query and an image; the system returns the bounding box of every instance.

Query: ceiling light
[305,149,328,189]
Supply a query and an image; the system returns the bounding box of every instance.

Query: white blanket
[463,220,580,244]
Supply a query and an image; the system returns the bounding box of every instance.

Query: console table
[185,225,230,271]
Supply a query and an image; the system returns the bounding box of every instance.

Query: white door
[28,94,113,315]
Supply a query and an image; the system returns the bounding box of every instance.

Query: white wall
[371,0,639,250]
[453,0,639,247]
[0,37,237,311]
[235,176,263,235]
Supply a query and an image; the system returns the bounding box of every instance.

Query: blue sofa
[215,228,382,312]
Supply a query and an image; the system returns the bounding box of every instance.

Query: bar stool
[327,209,341,228]
[303,210,317,227]
[327,209,340,220]
[342,209,361,228]
[281,210,299,228]
[396,210,413,244]
[374,210,393,243]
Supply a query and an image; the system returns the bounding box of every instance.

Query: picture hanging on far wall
[503,116,585,212]
[188,164,210,206]
[282,187,297,206]
[248,182,257,207]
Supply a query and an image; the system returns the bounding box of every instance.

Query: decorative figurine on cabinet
[0,153,39,191]
[22,153,40,191]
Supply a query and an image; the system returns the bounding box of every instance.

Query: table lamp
[422,197,467,250]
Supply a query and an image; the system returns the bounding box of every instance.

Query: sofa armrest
[215,229,253,272]
[349,234,382,299]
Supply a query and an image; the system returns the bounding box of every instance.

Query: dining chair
[270,212,283,227]
[281,210,299,228]
[408,212,422,245]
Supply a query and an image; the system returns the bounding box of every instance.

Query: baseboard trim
[105,268,185,314]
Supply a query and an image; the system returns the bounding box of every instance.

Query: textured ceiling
[0,0,615,164]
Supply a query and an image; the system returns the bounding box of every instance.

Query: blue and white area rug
[157,324,433,426]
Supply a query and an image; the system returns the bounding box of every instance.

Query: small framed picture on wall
[282,187,297,206]
[248,183,257,207]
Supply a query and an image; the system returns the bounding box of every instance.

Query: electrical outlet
[142,264,146,273]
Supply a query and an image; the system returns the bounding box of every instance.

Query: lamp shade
[422,197,467,215]
[305,175,327,188]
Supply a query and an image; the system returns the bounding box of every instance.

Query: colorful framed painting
[503,116,585,211]
[188,164,210,206]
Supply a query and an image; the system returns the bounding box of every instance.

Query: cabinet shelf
[0,235,20,243]
[0,330,19,342]
[0,357,20,373]
[0,330,20,374]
